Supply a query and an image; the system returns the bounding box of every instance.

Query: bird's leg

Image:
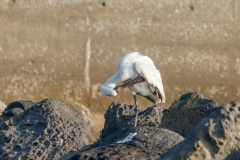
[113,75,145,92]
[133,95,139,127]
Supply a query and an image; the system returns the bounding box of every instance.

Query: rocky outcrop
[0,98,6,115]
[160,92,218,137]
[67,92,220,160]
[0,100,37,121]
[70,127,183,160]
[1,92,240,160]
[158,100,240,160]
[101,92,217,139]
[0,99,99,160]
[101,102,164,138]
[68,103,182,160]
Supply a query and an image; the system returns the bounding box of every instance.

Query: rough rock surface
[158,100,240,160]
[0,100,37,121]
[0,98,6,115]
[101,92,217,139]
[101,102,164,138]
[69,126,183,160]
[67,92,221,159]
[66,101,182,160]
[160,92,218,137]
[0,99,99,160]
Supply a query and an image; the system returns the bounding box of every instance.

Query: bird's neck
[104,72,123,87]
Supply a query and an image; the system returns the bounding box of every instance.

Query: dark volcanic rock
[66,92,218,159]
[159,92,218,137]
[0,99,99,160]
[101,92,217,139]
[67,102,182,160]
[158,100,240,160]
[0,100,37,121]
[69,126,183,160]
[101,102,164,138]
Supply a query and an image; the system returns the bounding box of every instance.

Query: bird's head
[101,84,118,96]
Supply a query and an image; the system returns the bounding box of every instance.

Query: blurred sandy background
[0,0,239,130]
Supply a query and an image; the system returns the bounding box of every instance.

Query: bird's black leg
[133,95,139,127]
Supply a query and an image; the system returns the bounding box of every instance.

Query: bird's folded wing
[134,61,165,103]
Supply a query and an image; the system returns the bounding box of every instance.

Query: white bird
[101,52,165,127]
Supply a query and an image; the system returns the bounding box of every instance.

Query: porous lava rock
[0,100,37,121]
[101,102,164,138]
[0,99,99,160]
[67,102,182,160]
[158,100,240,160]
[160,92,218,137]
[69,126,183,160]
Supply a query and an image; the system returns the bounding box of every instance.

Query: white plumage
[101,52,165,126]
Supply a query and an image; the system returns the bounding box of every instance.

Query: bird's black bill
[113,75,145,92]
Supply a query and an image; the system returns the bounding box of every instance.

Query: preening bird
[101,52,165,127]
